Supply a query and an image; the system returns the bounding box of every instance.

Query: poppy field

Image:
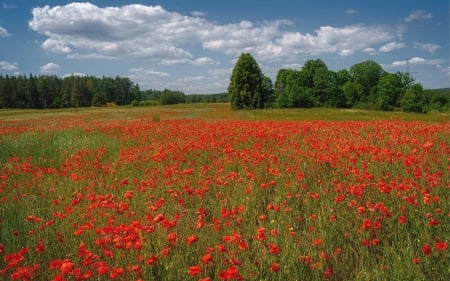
[0,107,449,280]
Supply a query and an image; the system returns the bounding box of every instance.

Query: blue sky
[0,0,448,93]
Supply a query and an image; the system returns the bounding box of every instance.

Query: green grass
[0,103,448,122]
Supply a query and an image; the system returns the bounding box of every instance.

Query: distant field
[0,103,448,122]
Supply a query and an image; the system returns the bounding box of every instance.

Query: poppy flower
[166,232,177,246]
[186,235,199,246]
[201,253,213,265]
[435,241,448,251]
[188,265,202,276]
[60,259,74,275]
[421,244,431,256]
[270,262,280,272]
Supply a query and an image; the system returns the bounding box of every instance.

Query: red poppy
[186,235,199,246]
[421,244,431,256]
[270,262,280,272]
[110,267,124,279]
[435,241,448,251]
[60,259,74,275]
[166,232,177,246]
[398,215,407,224]
[268,243,281,254]
[313,239,323,246]
[188,265,202,276]
[201,253,213,265]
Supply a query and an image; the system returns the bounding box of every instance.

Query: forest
[228,53,449,113]
[0,56,448,112]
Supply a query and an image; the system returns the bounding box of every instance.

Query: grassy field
[0,104,449,280]
[0,103,448,122]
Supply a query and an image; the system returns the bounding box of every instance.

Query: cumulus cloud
[413,42,441,53]
[29,3,399,64]
[378,41,405,52]
[0,61,18,71]
[276,24,395,58]
[404,10,433,22]
[0,25,11,37]
[40,62,60,73]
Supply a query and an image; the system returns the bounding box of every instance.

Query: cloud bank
[29,2,401,64]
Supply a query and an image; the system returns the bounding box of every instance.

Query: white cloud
[413,42,441,53]
[387,57,445,68]
[378,41,405,52]
[276,24,395,58]
[63,72,86,78]
[40,62,60,73]
[160,56,216,66]
[0,61,18,71]
[191,10,206,17]
[128,67,171,78]
[363,47,377,55]
[29,3,399,65]
[0,25,10,37]
[404,10,433,22]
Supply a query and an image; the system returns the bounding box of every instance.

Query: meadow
[0,104,449,280]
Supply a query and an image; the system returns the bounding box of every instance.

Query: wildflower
[270,262,280,272]
[201,253,213,265]
[435,241,448,251]
[166,232,177,246]
[398,215,407,224]
[313,239,323,246]
[421,244,431,256]
[123,191,133,199]
[188,265,202,276]
[110,267,124,279]
[268,243,281,254]
[187,235,199,246]
[60,259,74,275]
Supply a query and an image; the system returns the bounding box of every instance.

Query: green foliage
[159,90,186,105]
[185,93,228,103]
[401,83,425,112]
[0,74,136,108]
[228,53,272,109]
[423,88,450,112]
[375,73,402,111]
[349,60,385,102]
[271,58,446,113]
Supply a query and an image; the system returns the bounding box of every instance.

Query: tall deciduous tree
[228,53,268,110]
[401,83,425,112]
[349,60,384,103]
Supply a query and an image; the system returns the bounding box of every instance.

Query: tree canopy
[228,53,274,109]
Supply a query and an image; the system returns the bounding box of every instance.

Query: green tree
[261,75,274,108]
[349,60,384,103]
[375,73,402,110]
[274,69,297,108]
[228,53,265,110]
[300,59,330,106]
[342,81,364,107]
[401,83,425,112]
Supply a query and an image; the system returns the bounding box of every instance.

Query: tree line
[0,74,229,109]
[228,53,449,112]
[0,74,140,109]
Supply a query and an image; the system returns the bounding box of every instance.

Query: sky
[0,0,448,94]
